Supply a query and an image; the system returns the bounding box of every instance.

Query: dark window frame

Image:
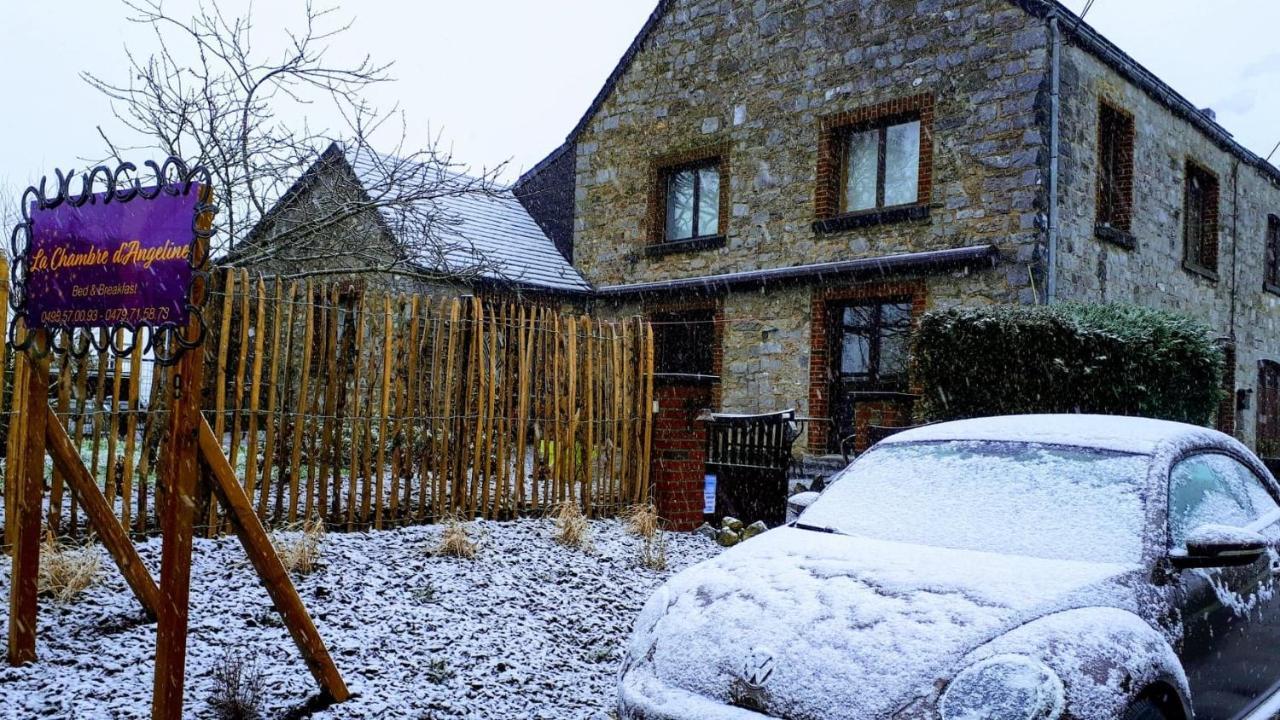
[647,145,730,255]
[837,112,923,215]
[814,94,934,235]
[651,307,718,378]
[828,298,914,392]
[1261,360,1280,458]
[1096,100,1135,245]
[1265,214,1280,294]
[1183,161,1220,280]
[661,158,721,243]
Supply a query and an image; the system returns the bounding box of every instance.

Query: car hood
[628,527,1146,720]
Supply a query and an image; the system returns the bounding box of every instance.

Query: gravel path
[0,519,720,719]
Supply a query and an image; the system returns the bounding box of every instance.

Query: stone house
[506,0,1280,526]
[242,142,591,298]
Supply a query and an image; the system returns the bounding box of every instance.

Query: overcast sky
[1,0,1277,191]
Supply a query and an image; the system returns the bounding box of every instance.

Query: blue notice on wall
[703,474,717,514]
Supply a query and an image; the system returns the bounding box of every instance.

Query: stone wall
[573,0,1050,304]
[1055,42,1280,448]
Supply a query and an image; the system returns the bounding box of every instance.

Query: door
[1169,452,1280,719]
[827,299,913,453]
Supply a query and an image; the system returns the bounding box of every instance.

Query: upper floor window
[647,146,729,255]
[815,94,934,234]
[664,160,721,242]
[1183,161,1220,277]
[1266,214,1280,292]
[1096,101,1135,242]
[843,118,921,212]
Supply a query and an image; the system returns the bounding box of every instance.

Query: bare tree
[82,0,506,281]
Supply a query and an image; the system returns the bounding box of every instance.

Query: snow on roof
[343,146,591,294]
[881,414,1222,455]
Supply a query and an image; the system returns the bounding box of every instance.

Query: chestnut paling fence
[1,265,656,548]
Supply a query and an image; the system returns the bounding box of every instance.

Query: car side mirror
[1170,524,1269,569]
[786,491,820,524]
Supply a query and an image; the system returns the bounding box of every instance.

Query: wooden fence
[2,266,656,545]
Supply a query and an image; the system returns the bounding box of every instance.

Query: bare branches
[83,0,508,282]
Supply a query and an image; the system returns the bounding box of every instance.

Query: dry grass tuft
[208,649,265,720]
[552,502,594,552]
[271,517,326,576]
[434,516,477,559]
[638,529,669,571]
[622,504,660,538]
[38,532,101,602]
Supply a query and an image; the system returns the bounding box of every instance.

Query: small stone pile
[695,517,768,547]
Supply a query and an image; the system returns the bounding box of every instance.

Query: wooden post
[7,332,50,666]
[151,190,212,720]
[197,417,349,702]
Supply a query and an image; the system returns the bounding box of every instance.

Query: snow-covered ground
[0,519,721,719]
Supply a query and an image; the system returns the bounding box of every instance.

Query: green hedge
[913,303,1225,426]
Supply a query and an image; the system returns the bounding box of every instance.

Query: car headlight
[939,654,1065,720]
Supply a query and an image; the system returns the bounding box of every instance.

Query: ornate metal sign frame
[7,157,217,366]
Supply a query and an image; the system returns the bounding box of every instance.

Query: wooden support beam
[198,416,350,702]
[45,418,161,618]
[152,186,213,720]
[7,340,49,666]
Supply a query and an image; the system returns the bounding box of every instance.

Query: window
[1169,453,1278,549]
[1096,102,1134,240]
[841,119,921,213]
[832,300,913,389]
[652,308,717,377]
[1260,361,1280,458]
[1266,215,1280,292]
[1183,162,1220,276]
[662,161,722,243]
[815,94,934,233]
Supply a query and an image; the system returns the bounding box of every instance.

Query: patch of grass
[638,529,668,571]
[272,517,325,576]
[433,517,477,559]
[552,502,593,552]
[424,657,455,684]
[208,649,265,720]
[412,582,439,604]
[622,504,659,538]
[38,532,100,602]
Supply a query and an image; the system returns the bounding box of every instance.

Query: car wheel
[1123,698,1171,720]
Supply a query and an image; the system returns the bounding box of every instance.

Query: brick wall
[651,381,714,531]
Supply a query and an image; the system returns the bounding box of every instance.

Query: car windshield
[799,440,1150,564]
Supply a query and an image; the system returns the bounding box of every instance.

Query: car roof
[879,414,1222,455]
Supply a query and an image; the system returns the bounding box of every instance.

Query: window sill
[1265,282,1280,297]
[645,235,726,257]
[813,204,930,234]
[654,372,720,386]
[1094,224,1136,250]
[1182,260,1219,283]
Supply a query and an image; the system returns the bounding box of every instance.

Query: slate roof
[342,146,591,293]
[249,142,590,294]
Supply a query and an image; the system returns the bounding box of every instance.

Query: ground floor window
[651,307,718,378]
[807,285,923,454]
[1260,360,1280,458]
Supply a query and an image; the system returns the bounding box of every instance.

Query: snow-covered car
[619,415,1280,720]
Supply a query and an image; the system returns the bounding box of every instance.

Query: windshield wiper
[793,522,842,535]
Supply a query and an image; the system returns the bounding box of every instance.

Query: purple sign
[26,189,200,329]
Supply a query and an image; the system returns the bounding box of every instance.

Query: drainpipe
[1230,160,1240,339]
[1046,15,1062,304]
